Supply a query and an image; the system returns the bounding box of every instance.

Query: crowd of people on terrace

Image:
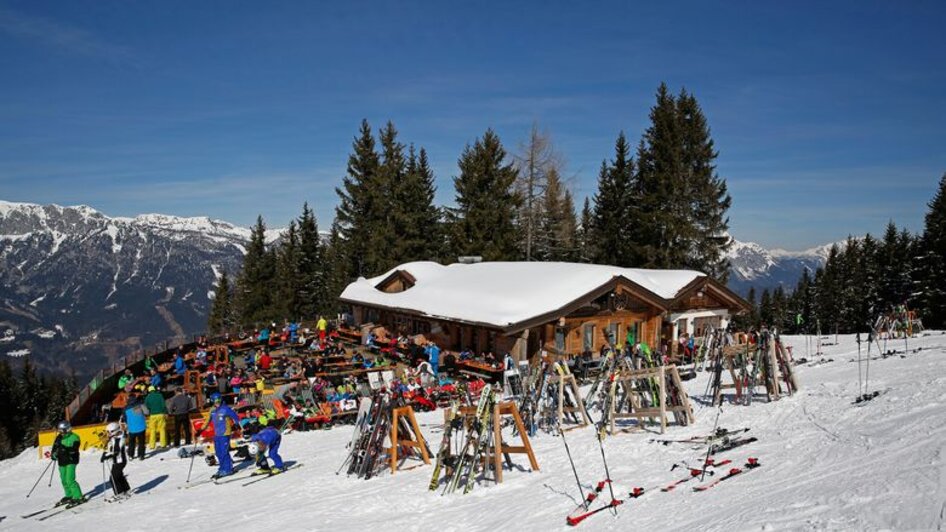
[95,316,517,456]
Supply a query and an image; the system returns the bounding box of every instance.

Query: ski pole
[185,432,201,484]
[865,329,872,395]
[700,406,722,481]
[559,424,587,510]
[856,333,862,396]
[47,460,57,487]
[26,459,54,498]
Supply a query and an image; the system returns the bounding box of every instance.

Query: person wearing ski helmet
[51,420,84,506]
[249,417,284,474]
[196,393,240,478]
[101,422,131,498]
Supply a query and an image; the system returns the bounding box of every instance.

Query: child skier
[51,421,84,507]
[196,393,241,478]
[100,422,131,500]
[248,417,284,474]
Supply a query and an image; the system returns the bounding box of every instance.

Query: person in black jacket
[101,422,131,499]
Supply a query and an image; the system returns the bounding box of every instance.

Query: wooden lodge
[339,261,749,362]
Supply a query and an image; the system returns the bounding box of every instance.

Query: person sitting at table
[459,348,474,361]
[195,348,208,368]
[416,359,435,387]
[149,369,162,390]
[258,327,270,344]
[173,351,186,376]
[144,353,157,373]
[118,369,134,391]
[258,350,272,371]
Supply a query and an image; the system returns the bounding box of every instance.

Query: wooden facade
[347,272,748,363]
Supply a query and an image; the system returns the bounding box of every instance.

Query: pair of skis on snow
[565,458,761,526]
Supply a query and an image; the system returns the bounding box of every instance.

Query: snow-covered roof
[339,261,707,330]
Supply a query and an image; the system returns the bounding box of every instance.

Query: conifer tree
[375,121,407,271]
[918,173,946,327]
[275,221,302,320]
[591,132,636,266]
[396,145,443,263]
[635,84,688,269]
[536,167,578,261]
[322,219,348,315]
[297,203,327,317]
[447,129,521,261]
[207,270,233,334]
[235,215,275,325]
[577,198,594,263]
[335,120,382,277]
[677,89,732,280]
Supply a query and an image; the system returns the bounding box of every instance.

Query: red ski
[566,498,623,526]
[693,458,760,492]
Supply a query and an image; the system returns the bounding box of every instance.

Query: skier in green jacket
[51,421,85,507]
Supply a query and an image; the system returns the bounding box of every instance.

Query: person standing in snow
[144,385,168,450]
[427,341,441,376]
[101,422,131,499]
[317,315,328,345]
[249,417,285,474]
[123,392,148,460]
[167,387,195,447]
[197,393,241,478]
[51,421,84,506]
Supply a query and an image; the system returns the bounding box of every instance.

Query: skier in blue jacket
[197,393,241,478]
[249,418,285,474]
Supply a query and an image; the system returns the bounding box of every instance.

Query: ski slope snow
[1,333,945,531]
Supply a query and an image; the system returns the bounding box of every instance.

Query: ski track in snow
[1,333,945,531]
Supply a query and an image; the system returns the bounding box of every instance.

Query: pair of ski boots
[58,496,87,508]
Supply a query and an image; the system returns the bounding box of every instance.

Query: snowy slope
[1,335,945,531]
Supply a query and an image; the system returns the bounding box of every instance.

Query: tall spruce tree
[918,173,946,327]
[577,198,594,263]
[235,215,275,325]
[677,89,732,279]
[628,84,732,278]
[447,129,521,261]
[323,219,348,315]
[591,132,636,266]
[207,270,233,334]
[396,145,443,263]
[536,167,578,261]
[297,203,327,318]
[335,120,382,277]
[275,221,303,320]
[634,84,688,269]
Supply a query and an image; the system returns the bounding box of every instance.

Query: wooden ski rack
[546,371,591,431]
[448,400,539,484]
[386,405,430,474]
[607,364,693,435]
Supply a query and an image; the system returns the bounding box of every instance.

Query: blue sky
[0,1,943,249]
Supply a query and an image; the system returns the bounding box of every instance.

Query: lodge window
[366,309,379,324]
[412,320,431,336]
[627,322,641,344]
[555,327,565,352]
[583,324,595,352]
[607,323,618,345]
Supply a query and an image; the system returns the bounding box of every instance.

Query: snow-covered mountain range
[0,200,280,376]
[725,239,838,297]
[0,200,832,375]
